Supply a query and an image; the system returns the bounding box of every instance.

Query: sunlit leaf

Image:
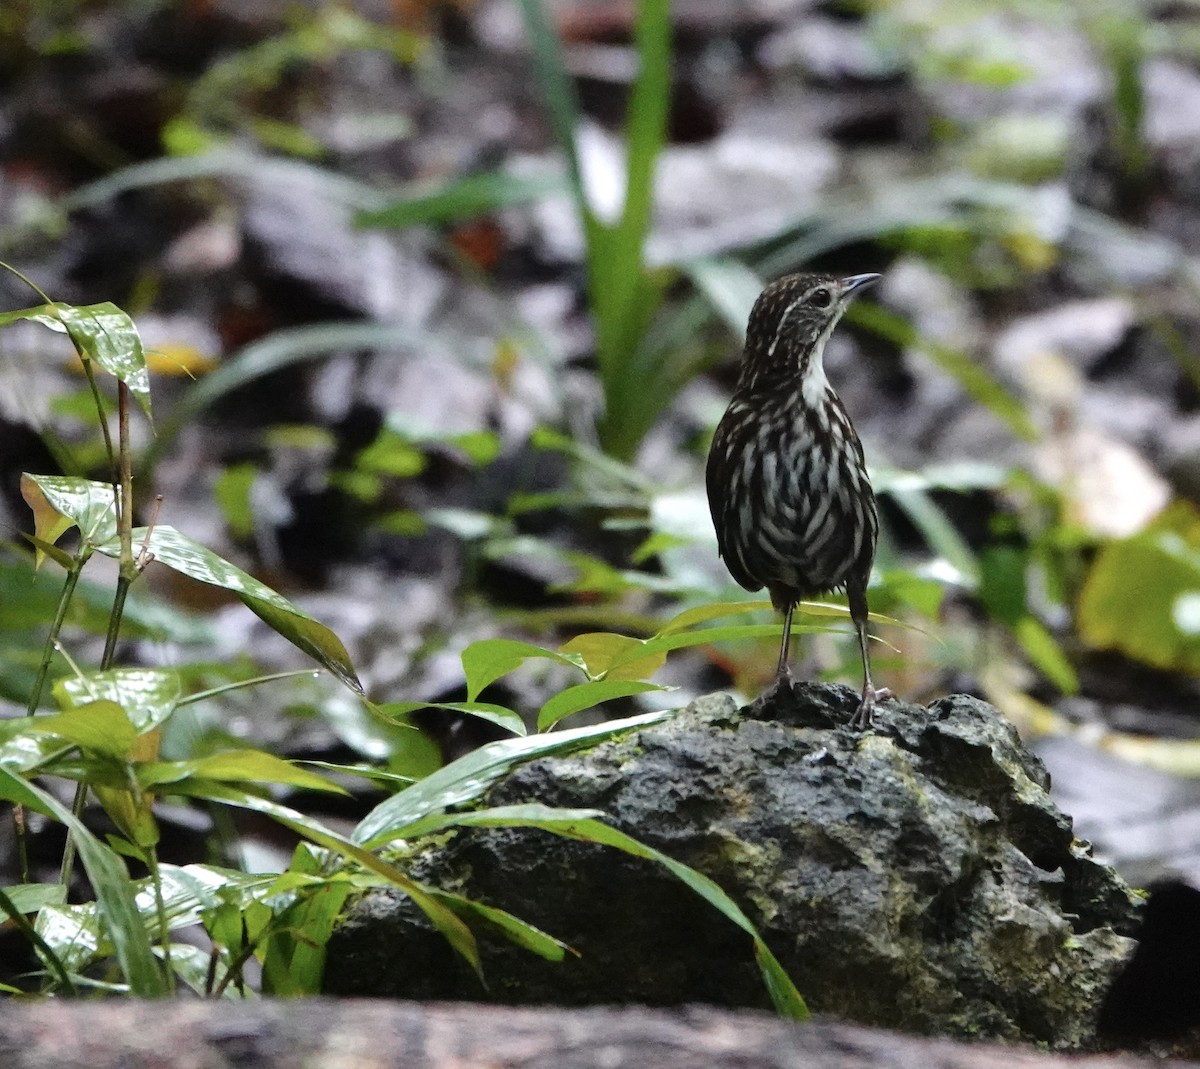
[94,525,362,693]
[1078,504,1200,674]
[138,750,347,794]
[657,601,770,636]
[537,679,670,731]
[21,473,118,554]
[460,638,582,702]
[29,701,138,759]
[55,667,182,732]
[558,633,665,682]
[57,302,152,419]
[355,709,672,847]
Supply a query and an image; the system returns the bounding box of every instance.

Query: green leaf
[21,473,119,551]
[608,624,796,673]
[537,680,669,731]
[403,803,808,1021]
[375,700,526,738]
[261,849,352,996]
[515,0,586,205]
[356,169,564,229]
[0,768,165,995]
[138,750,347,794]
[57,302,152,419]
[94,525,362,693]
[1012,616,1079,695]
[558,632,666,681]
[460,638,582,702]
[427,888,572,962]
[30,700,139,758]
[657,601,771,635]
[355,709,673,848]
[54,667,182,732]
[979,545,1028,627]
[174,779,482,979]
[1078,505,1200,674]
[0,883,65,914]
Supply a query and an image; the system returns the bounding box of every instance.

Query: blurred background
[2,0,1200,889]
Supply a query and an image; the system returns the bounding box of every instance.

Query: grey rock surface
[325,685,1140,1048]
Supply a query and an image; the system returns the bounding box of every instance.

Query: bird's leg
[756,600,796,706]
[775,600,796,682]
[848,583,891,730]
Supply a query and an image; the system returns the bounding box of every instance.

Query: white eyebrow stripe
[765,295,810,358]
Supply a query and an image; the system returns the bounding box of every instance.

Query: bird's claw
[849,685,893,732]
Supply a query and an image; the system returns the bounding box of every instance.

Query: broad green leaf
[94,525,362,693]
[354,709,672,848]
[4,303,152,418]
[537,680,669,731]
[1078,505,1200,674]
[558,632,665,681]
[35,903,100,975]
[0,882,65,914]
[461,638,582,702]
[356,169,563,229]
[29,700,138,758]
[21,473,118,552]
[137,750,346,794]
[375,700,526,738]
[0,768,164,995]
[399,804,808,1021]
[56,302,152,419]
[55,667,182,732]
[174,779,481,978]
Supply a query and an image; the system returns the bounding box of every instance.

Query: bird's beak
[841,273,881,298]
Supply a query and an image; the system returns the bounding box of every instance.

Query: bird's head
[739,272,879,399]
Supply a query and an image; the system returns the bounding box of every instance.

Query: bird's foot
[751,667,794,713]
[849,684,893,732]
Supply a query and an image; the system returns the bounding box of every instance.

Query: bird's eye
[810,287,833,308]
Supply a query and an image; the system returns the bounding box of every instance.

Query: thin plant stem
[145,844,175,994]
[80,360,116,482]
[14,552,89,882]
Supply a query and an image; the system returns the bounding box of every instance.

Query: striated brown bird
[706,271,890,728]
